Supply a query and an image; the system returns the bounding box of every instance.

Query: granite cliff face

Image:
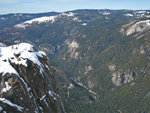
[0,43,64,113]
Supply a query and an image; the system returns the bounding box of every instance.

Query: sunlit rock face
[121,19,150,36]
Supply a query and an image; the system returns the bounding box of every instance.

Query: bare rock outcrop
[0,43,65,113]
[109,64,136,86]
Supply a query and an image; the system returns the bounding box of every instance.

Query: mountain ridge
[0,9,150,113]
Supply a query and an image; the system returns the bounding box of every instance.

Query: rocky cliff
[0,42,64,113]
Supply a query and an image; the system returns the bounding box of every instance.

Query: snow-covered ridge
[124,13,133,17]
[136,19,150,26]
[134,10,150,17]
[136,11,146,14]
[15,12,76,28]
[15,15,58,28]
[0,43,46,76]
[99,11,110,15]
[15,16,57,28]
[61,12,75,17]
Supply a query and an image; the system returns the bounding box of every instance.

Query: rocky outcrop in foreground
[0,43,64,113]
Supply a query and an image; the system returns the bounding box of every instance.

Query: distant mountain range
[0,9,150,113]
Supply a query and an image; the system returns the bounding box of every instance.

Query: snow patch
[0,43,48,100]
[0,43,6,47]
[48,90,59,100]
[45,65,50,71]
[124,14,133,17]
[137,11,146,14]
[39,51,46,56]
[40,95,46,101]
[137,20,150,26]
[61,12,75,17]
[62,12,82,22]
[101,12,110,15]
[72,17,82,22]
[45,64,53,75]
[0,17,6,20]
[82,23,87,26]
[0,43,46,75]
[2,82,11,93]
[0,98,23,112]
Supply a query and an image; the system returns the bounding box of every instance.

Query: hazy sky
[0,0,150,14]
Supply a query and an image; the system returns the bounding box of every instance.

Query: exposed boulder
[111,71,136,86]
[65,39,79,59]
[109,64,136,86]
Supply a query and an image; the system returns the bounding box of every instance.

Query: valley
[0,9,150,113]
